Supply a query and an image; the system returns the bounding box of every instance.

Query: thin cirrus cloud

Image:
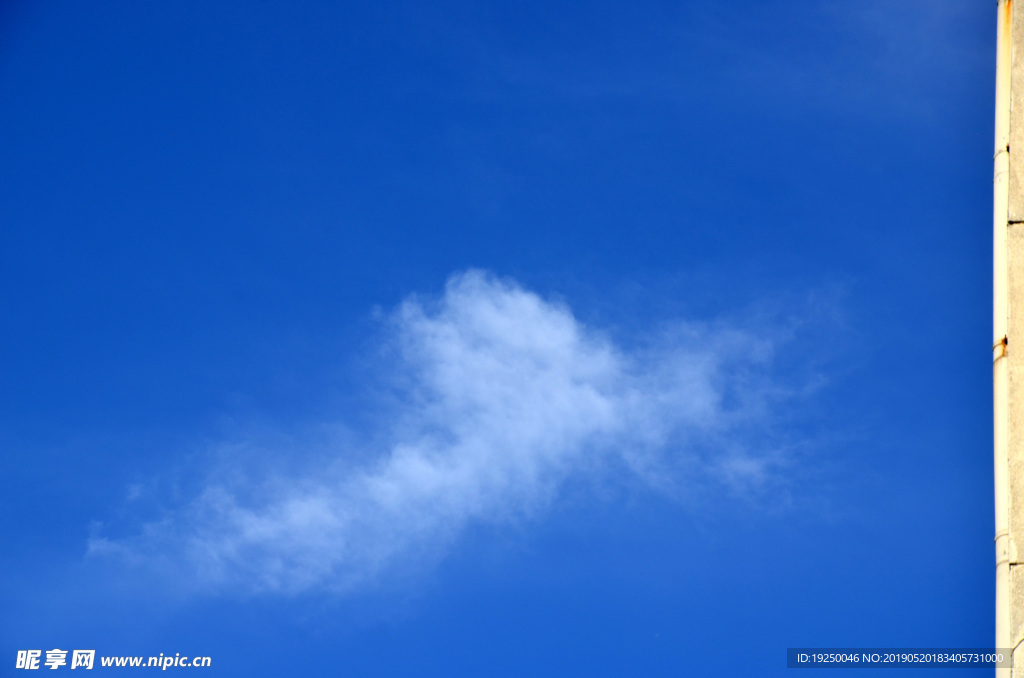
[89,270,806,594]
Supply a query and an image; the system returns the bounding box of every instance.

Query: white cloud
[89,270,802,594]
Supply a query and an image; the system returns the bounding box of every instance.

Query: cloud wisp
[90,271,801,594]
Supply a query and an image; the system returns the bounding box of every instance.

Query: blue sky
[0,0,995,675]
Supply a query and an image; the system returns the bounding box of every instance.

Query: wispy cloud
[472,0,986,121]
[89,270,810,594]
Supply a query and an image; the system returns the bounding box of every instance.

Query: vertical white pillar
[995,2,1012,675]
